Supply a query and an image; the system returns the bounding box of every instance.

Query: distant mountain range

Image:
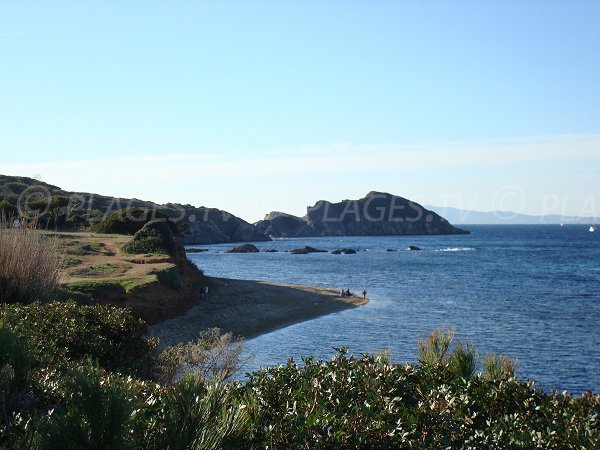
[426,205,600,225]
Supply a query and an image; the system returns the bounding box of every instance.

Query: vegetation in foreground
[0,300,598,449]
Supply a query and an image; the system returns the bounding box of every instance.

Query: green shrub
[0,301,157,377]
[121,220,179,255]
[418,328,478,380]
[483,352,520,381]
[417,327,454,367]
[151,374,252,450]
[448,341,478,380]
[38,364,135,450]
[0,321,36,448]
[91,208,167,235]
[245,349,600,448]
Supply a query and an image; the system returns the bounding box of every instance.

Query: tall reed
[0,218,62,304]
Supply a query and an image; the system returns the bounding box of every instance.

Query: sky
[1,1,599,222]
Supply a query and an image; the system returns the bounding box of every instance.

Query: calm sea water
[187,225,600,394]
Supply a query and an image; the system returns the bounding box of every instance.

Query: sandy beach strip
[149,277,368,347]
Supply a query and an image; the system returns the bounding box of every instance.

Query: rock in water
[227,244,260,253]
[332,248,357,254]
[290,246,328,254]
[408,246,422,251]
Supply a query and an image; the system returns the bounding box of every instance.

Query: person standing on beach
[204,285,209,300]
[362,289,367,299]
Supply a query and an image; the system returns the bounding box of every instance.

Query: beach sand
[149,277,367,347]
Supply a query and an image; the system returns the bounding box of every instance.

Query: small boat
[590,226,598,232]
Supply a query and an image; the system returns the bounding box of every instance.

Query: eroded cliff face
[255,192,469,238]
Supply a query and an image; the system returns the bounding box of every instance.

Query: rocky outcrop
[255,192,469,238]
[290,246,328,255]
[408,246,422,251]
[254,211,315,238]
[332,248,357,255]
[227,244,260,253]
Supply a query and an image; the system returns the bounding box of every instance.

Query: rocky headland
[256,192,469,238]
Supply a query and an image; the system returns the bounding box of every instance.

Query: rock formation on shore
[256,192,469,238]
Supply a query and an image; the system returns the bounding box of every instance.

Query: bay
[187,225,600,393]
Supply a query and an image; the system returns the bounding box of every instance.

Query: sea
[186,225,600,394]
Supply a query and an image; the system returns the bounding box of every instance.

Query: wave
[435,247,477,252]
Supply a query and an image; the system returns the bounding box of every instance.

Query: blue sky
[2,1,599,222]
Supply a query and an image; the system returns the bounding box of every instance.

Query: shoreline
[148,277,368,347]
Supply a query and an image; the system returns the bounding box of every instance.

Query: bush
[0,301,157,377]
[155,328,246,385]
[151,374,252,450]
[91,208,167,235]
[245,349,600,448]
[0,321,36,447]
[418,328,479,380]
[483,352,520,380]
[121,219,180,255]
[37,364,135,450]
[0,224,62,304]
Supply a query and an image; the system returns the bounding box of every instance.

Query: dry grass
[0,220,62,304]
[156,328,246,385]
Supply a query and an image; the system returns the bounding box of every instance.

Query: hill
[256,192,469,237]
[0,174,268,244]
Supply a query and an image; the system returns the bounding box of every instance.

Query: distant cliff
[256,192,469,237]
